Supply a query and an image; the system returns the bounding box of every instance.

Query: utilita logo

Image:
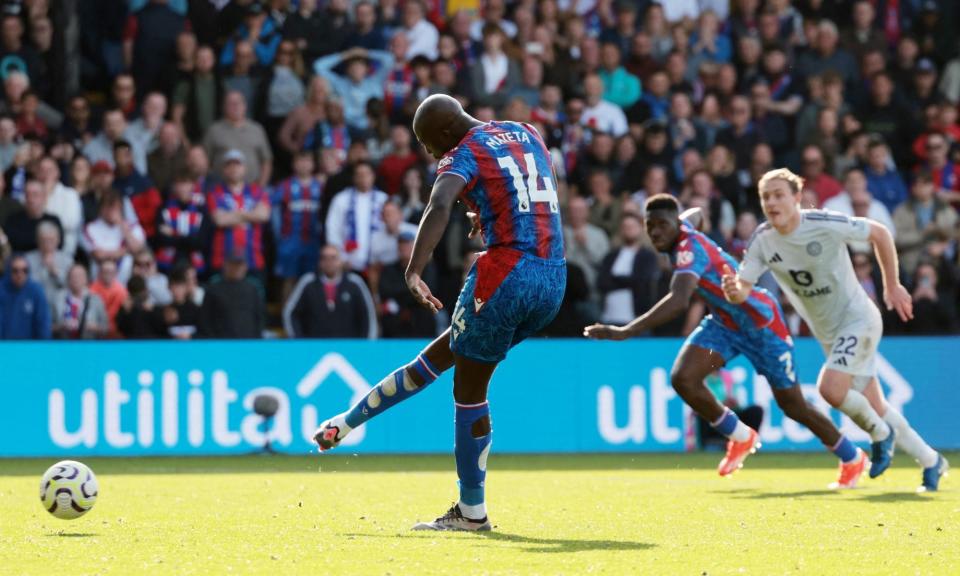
[47,354,372,450]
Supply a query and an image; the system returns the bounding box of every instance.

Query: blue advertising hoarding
[0,338,956,457]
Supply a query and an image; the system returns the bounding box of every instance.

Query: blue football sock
[455,402,492,514]
[344,354,440,429]
[710,408,740,437]
[830,436,858,463]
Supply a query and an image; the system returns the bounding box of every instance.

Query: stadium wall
[1,338,956,457]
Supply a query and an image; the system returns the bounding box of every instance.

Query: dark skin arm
[583,273,699,340]
[405,173,467,312]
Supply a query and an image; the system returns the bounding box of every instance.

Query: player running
[313,94,565,530]
[585,194,869,488]
[721,168,948,492]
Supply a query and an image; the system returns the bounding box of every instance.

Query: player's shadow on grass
[46,532,98,538]
[477,531,656,554]
[857,492,931,503]
[712,489,839,500]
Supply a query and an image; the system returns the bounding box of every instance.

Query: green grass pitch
[1,453,957,575]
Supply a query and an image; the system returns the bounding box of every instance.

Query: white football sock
[459,501,487,520]
[729,420,752,442]
[882,408,939,468]
[838,390,890,442]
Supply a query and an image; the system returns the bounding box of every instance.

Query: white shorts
[818,305,883,388]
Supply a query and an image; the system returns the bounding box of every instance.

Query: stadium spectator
[52,263,109,340]
[314,47,394,134]
[271,150,323,299]
[82,108,138,170]
[0,254,51,340]
[37,157,82,257]
[156,266,201,339]
[4,179,63,253]
[60,96,96,152]
[126,92,167,174]
[370,200,418,268]
[563,195,609,300]
[282,0,348,66]
[402,0,439,61]
[893,171,958,278]
[204,92,273,185]
[907,261,958,334]
[147,122,188,194]
[325,161,387,274]
[921,132,960,195]
[25,221,71,310]
[796,20,860,94]
[283,244,376,338]
[345,1,387,52]
[155,172,209,275]
[377,231,437,338]
[863,136,909,214]
[599,42,641,110]
[377,125,420,197]
[278,76,329,155]
[125,0,187,96]
[800,145,843,207]
[581,72,628,137]
[171,45,220,143]
[116,275,164,339]
[824,168,895,253]
[112,139,162,239]
[220,1,281,69]
[597,214,660,329]
[82,190,146,283]
[132,249,172,306]
[206,149,270,275]
[198,252,264,339]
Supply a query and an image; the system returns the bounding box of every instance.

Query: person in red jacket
[112,139,162,241]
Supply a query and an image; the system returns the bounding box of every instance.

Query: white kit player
[721,168,948,492]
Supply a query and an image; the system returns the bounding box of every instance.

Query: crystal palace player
[585,194,870,488]
[722,169,947,492]
[313,95,565,530]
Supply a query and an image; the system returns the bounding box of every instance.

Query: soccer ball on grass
[39,460,98,519]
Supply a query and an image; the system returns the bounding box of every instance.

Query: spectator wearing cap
[25,220,71,309]
[469,24,520,111]
[283,243,376,338]
[907,58,941,119]
[598,42,641,109]
[203,91,273,185]
[172,45,221,143]
[52,263,109,339]
[863,136,909,213]
[124,0,186,96]
[325,160,387,273]
[82,190,147,284]
[377,229,437,338]
[0,253,50,339]
[155,172,210,275]
[206,149,270,275]
[113,139,162,240]
[314,47,395,133]
[83,108,140,170]
[271,150,323,299]
[220,1,282,68]
[147,122,188,195]
[581,73,628,138]
[37,156,82,257]
[824,168,896,253]
[198,251,264,339]
[893,170,958,277]
[5,179,63,254]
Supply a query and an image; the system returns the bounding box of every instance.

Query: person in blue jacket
[0,254,51,339]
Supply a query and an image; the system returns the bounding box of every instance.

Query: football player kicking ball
[721,168,947,492]
[585,194,869,487]
[313,94,567,530]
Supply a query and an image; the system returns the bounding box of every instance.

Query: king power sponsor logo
[597,354,913,446]
[47,354,373,450]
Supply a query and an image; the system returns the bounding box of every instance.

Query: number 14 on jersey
[497,153,559,213]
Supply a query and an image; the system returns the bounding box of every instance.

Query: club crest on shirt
[474,297,485,312]
[677,249,694,267]
[806,241,822,256]
[437,156,454,170]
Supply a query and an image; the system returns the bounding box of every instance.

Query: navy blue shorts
[450,248,566,364]
[687,316,797,389]
[275,239,319,279]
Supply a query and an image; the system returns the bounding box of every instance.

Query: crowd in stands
[0,0,958,340]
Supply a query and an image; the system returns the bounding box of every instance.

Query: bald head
[412,94,481,159]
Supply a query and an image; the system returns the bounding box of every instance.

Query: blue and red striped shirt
[206,183,269,271]
[673,220,788,339]
[436,121,564,261]
[272,177,323,244]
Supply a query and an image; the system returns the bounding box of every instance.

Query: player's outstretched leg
[818,369,894,478]
[414,354,494,532]
[771,387,867,489]
[313,331,454,451]
[671,344,760,476]
[862,379,947,491]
